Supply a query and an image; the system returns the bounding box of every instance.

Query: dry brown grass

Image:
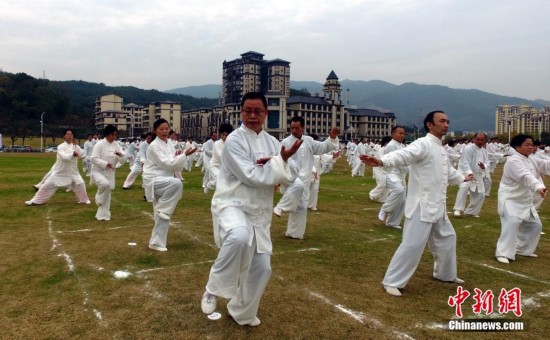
[0,153,548,339]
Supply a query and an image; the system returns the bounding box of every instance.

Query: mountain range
[167,81,549,132]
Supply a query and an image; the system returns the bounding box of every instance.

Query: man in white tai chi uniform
[273,116,339,239]
[453,133,489,217]
[201,92,301,326]
[378,126,408,229]
[361,111,473,297]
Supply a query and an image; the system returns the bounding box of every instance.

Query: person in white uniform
[26,129,90,205]
[122,132,152,189]
[453,133,489,218]
[378,126,408,229]
[201,132,217,189]
[82,133,94,176]
[273,116,339,239]
[90,125,126,221]
[143,119,196,251]
[369,136,391,203]
[495,134,548,264]
[308,149,341,211]
[352,138,367,177]
[361,111,473,297]
[201,92,301,327]
[205,124,234,193]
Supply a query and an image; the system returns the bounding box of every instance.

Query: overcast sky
[2,0,549,100]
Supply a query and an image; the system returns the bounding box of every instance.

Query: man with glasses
[201,92,301,326]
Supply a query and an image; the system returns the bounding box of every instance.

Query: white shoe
[25,200,38,206]
[248,317,261,327]
[496,256,509,264]
[388,225,402,229]
[378,210,386,222]
[310,207,318,211]
[78,200,91,204]
[201,292,217,314]
[541,231,546,235]
[203,186,209,194]
[148,244,167,252]
[273,206,282,217]
[384,286,402,297]
[157,211,170,220]
[453,277,465,284]
[453,210,461,217]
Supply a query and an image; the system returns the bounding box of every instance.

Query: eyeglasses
[242,108,265,116]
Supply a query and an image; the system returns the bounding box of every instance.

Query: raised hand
[360,154,382,167]
[281,139,303,162]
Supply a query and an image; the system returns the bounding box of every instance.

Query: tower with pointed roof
[323,70,342,105]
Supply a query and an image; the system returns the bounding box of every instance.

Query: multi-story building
[495,104,550,139]
[95,94,181,136]
[222,51,290,105]
[182,67,395,141]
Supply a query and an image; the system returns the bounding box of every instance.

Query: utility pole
[40,112,45,151]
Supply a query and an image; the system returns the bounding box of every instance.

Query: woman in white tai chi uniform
[143,118,196,251]
[495,134,548,264]
[26,129,90,206]
[90,125,126,221]
[201,92,300,326]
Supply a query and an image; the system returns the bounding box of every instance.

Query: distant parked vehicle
[45,146,57,153]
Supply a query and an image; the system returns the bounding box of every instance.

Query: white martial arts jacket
[381,133,464,223]
[280,134,339,183]
[50,141,86,187]
[498,149,549,220]
[458,143,489,193]
[90,138,126,187]
[209,139,225,180]
[384,139,408,183]
[83,140,94,161]
[143,137,188,200]
[202,138,215,167]
[211,125,298,253]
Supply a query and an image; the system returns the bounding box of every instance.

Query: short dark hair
[103,125,117,136]
[381,136,392,146]
[63,128,74,135]
[510,134,533,149]
[241,92,267,109]
[391,125,405,133]
[153,118,169,130]
[447,139,457,147]
[219,123,233,135]
[291,116,305,127]
[423,111,445,132]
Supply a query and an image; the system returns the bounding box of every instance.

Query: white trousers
[453,183,485,216]
[382,205,457,288]
[30,179,89,204]
[123,163,143,188]
[206,226,271,325]
[276,178,309,239]
[380,178,406,227]
[92,172,114,220]
[495,208,541,260]
[352,161,365,177]
[149,177,183,248]
[369,167,389,202]
[308,179,320,210]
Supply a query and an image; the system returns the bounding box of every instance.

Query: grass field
[0,153,548,339]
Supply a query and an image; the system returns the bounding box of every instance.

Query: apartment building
[495,104,550,138]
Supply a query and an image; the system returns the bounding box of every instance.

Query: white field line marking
[470,262,550,285]
[46,209,105,324]
[307,290,367,324]
[272,275,414,338]
[56,228,93,234]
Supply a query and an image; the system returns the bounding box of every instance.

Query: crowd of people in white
[24,93,548,325]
